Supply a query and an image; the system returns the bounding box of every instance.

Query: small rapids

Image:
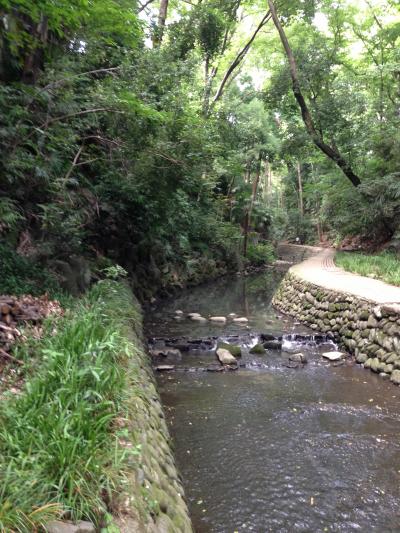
[146,270,400,533]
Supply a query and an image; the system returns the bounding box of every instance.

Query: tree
[267,0,361,187]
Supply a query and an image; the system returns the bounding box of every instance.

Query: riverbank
[273,246,400,384]
[0,281,192,533]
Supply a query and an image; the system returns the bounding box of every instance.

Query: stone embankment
[114,313,193,532]
[273,246,400,384]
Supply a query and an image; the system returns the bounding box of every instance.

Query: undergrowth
[0,280,141,532]
[335,251,400,286]
[245,242,276,267]
[0,243,62,298]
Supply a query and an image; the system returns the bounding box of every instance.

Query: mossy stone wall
[115,299,193,533]
[272,272,400,385]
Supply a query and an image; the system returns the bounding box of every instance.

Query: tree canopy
[0,0,399,297]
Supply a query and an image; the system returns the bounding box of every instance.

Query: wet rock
[217,342,242,357]
[209,316,227,323]
[228,313,237,318]
[191,315,207,323]
[261,333,276,341]
[45,522,95,533]
[175,310,184,315]
[322,351,345,361]
[155,365,175,372]
[187,313,202,320]
[380,372,390,380]
[216,348,237,365]
[249,343,266,354]
[289,352,307,363]
[233,317,248,324]
[206,364,224,372]
[263,340,282,350]
[390,369,400,385]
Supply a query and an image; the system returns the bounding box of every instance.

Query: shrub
[0,243,60,296]
[246,242,275,266]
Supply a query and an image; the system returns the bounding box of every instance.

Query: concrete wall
[273,272,400,385]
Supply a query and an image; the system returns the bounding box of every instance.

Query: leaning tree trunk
[267,0,361,188]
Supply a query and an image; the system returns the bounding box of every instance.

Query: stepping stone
[233,317,248,324]
[155,365,175,371]
[322,351,345,361]
[191,315,207,322]
[210,316,227,323]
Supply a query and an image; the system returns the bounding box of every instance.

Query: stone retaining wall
[114,302,193,533]
[273,272,400,385]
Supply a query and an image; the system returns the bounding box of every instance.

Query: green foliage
[335,251,400,286]
[0,281,141,531]
[0,243,60,296]
[246,242,275,266]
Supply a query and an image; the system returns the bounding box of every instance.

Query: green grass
[335,251,400,286]
[0,280,142,532]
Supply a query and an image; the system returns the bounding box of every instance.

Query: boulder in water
[250,343,266,354]
[217,342,242,357]
[216,348,237,365]
[289,353,307,363]
[264,340,282,350]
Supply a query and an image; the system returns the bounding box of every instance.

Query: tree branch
[267,0,361,187]
[138,0,157,12]
[211,11,271,106]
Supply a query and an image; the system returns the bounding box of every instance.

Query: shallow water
[146,270,400,533]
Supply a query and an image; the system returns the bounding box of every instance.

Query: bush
[246,242,275,266]
[0,243,60,296]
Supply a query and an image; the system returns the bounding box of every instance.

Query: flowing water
[145,270,400,533]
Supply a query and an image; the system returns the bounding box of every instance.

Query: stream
[145,269,400,533]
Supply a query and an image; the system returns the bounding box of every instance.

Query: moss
[217,342,242,357]
[250,343,266,354]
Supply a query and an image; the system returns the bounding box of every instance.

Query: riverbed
[146,270,400,532]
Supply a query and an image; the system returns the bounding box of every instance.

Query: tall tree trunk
[267,0,361,187]
[243,153,262,256]
[153,0,169,46]
[297,161,304,215]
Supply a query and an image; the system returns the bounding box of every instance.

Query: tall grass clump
[335,251,400,286]
[0,280,141,532]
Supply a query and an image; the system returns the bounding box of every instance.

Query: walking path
[278,244,400,304]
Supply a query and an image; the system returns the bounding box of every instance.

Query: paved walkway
[280,244,400,304]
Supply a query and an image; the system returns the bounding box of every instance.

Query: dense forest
[0,0,399,299]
